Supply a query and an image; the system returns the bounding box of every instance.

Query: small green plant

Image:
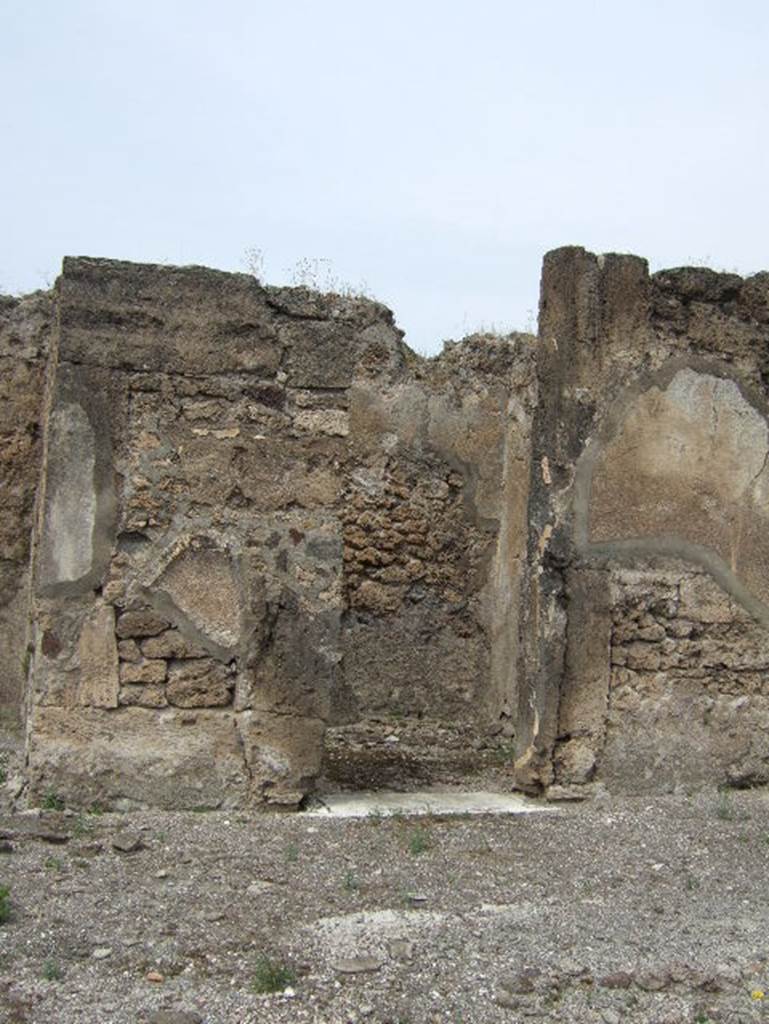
[343,869,359,893]
[714,788,751,822]
[408,827,430,856]
[72,816,93,838]
[251,955,296,994]
[685,874,701,892]
[0,885,10,923]
[41,791,65,812]
[493,741,517,765]
[44,856,64,872]
[715,788,734,820]
[42,958,62,981]
[285,842,299,863]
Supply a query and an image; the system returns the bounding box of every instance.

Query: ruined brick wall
[17,258,533,809]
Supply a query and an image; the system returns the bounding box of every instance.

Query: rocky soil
[2,778,769,1024]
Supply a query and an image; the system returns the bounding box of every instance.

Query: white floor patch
[306,789,556,818]
[303,908,447,958]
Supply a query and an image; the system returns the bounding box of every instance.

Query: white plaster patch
[44,403,96,585]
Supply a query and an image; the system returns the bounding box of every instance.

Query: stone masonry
[2,248,769,808]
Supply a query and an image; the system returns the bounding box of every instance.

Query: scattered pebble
[246,879,274,896]
[113,832,145,854]
[388,938,415,960]
[636,967,671,992]
[33,830,70,845]
[599,971,634,989]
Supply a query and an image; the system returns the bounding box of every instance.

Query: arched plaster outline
[573,356,769,629]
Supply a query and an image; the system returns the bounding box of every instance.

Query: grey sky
[2,1,767,354]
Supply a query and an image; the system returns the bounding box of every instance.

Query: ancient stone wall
[0,292,52,735]
[3,246,769,808]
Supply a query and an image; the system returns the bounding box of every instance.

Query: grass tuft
[42,958,62,982]
[0,885,10,924]
[408,827,430,856]
[252,955,296,994]
[41,792,65,812]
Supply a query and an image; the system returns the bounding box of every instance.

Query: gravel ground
[2,783,769,1024]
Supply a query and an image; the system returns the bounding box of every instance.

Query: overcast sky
[1,1,768,354]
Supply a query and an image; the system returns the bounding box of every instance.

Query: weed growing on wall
[242,247,372,299]
[243,246,265,281]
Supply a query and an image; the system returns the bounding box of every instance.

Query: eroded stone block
[238,709,325,806]
[141,629,206,659]
[77,601,119,708]
[119,684,167,708]
[119,659,167,684]
[153,546,241,652]
[116,609,169,638]
[166,659,233,707]
[26,705,249,809]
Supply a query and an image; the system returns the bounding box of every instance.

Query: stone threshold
[304,789,557,818]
